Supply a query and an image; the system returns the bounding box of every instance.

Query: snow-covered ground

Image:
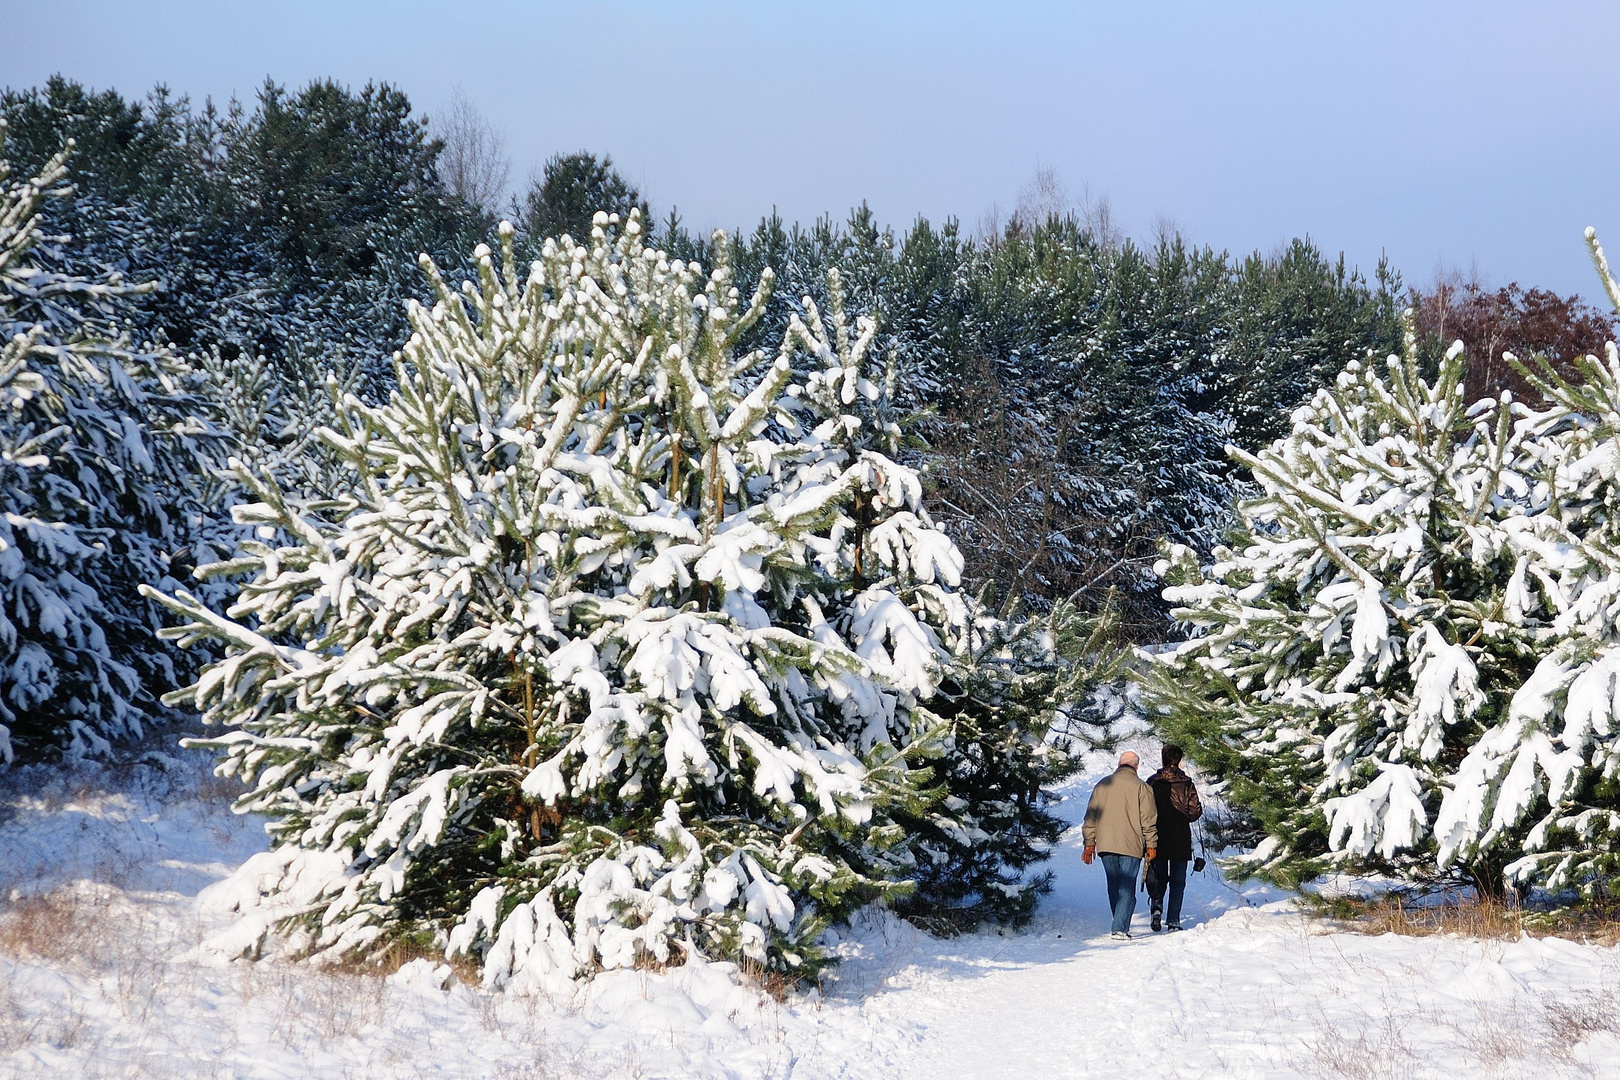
[4,737,1620,1079]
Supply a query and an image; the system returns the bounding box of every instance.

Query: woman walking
[1145,744,1202,932]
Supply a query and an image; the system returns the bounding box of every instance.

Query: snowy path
[836,824,1620,1079]
[4,745,1620,1078]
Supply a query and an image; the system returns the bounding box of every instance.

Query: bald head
[1119,751,1140,770]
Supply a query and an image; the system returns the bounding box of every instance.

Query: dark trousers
[1099,853,1141,934]
[1146,857,1188,927]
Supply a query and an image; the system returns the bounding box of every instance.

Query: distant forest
[4,75,1613,636]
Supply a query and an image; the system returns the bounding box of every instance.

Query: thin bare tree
[1077,182,1121,247]
[1012,165,1069,230]
[976,200,1004,245]
[433,89,511,216]
[1150,212,1182,249]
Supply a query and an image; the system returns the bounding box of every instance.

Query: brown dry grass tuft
[0,885,118,967]
[1307,891,1620,945]
[736,957,799,1003]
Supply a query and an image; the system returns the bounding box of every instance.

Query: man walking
[1081,751,1157,939]
[1145,744,1202,932]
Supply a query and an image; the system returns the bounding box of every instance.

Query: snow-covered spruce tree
[0,127,223,762]
[1144,328,1542,894]
[147,212,1076,985]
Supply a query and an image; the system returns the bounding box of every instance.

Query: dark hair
[1162,744,1184,768]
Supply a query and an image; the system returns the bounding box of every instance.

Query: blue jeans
[1146,858,1188,927]
[1100,854,1141,934]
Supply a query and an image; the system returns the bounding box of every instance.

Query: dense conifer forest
[0,76,1421,636]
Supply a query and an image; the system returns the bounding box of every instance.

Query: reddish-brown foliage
[1409,282,1617,404]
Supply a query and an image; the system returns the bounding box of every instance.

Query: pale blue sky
[3,1,1618,296]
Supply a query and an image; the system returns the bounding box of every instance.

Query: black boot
[1150,906,1162,933]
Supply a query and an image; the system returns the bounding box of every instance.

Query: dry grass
[1313,893,1526,939]
[1464,998,1544,1074]
[0,978,38,1054]
[1308,1010,1420,1080]
[735,958,799,1003]
[0,884,121,968]
[271,968,392,1044]
[1543,990,1620,1051]
[1307,891,1620,945]
[315,933,481,985]
[1305,989,1620,1080]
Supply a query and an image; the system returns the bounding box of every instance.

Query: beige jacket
[1081,766,1159,857]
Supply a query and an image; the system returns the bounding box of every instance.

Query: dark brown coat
[1148,766,1202,862]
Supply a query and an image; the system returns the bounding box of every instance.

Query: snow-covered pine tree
[0,126,224,762]
[1424,229,1620,896]
[1150,232,1620,899]
[1145,326,1539,893]
[148,211,1077,986]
